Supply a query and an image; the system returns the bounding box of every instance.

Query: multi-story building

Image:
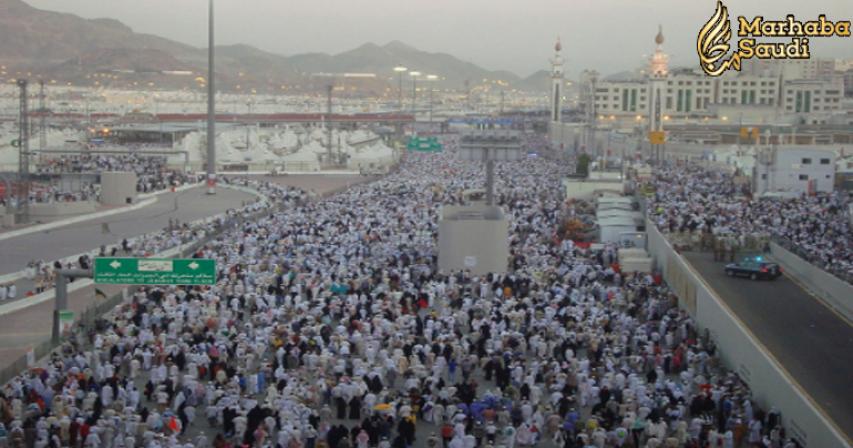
[753,148,836,196]
[842,69,853,98]
[588,66,843,120]
[782,79,844,114]
[743,59,837,80]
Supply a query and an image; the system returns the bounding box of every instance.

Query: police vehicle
[724,256,782,281]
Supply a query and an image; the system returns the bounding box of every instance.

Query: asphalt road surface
[0,186,256,276]
[683,251,853,440]
[0,283,124,369]
[0,175,375,371]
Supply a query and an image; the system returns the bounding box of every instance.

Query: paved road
[683,251,853,440]
[0,186,256,276]
[0,283,124,369]
[0,175,374,370]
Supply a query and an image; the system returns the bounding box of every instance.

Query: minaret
[550,37,564,123]
[648,25,669,134]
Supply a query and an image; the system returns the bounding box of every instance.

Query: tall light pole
[426,74,438,126]
[393,66,407,111]
[17,79,30,224]
[206,0,216,195]
[409,71,420,113]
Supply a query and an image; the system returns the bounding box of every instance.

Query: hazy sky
[24,0,853,78]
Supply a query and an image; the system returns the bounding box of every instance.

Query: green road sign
[59,310,75,335]
[406,136,442,152]
[94,257,216,285]
[10,139,19,148]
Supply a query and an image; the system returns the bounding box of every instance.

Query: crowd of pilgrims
[648,164,852,283]
[0,153,798,448]
[36,154,203,195]
[0,184,99,207]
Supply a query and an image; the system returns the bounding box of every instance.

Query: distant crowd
[37,153,201,193]
[0,153,800,448]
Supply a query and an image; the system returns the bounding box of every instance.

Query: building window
[761,173,767,179]
[798,174,808,180]
[820,158,830,164]
[801,158,812,164]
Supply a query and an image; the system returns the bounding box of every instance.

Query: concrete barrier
[769,241,853,322]
[646,218,849,448]
[30,201,97,217]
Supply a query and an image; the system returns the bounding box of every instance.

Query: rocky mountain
[0,0,549,93]
[516,70,552,93]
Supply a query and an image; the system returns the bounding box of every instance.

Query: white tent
[347,142,395,171]
[280,149,320,172]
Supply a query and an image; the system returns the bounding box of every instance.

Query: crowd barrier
[646,218,849,447]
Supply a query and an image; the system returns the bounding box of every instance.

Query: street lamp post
[206,0,216,195]
[426,74,438,126]
[393,66,407,111]
[409,71,421,113]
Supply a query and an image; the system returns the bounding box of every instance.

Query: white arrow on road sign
[188,262,200,270]
[109,260,122,269]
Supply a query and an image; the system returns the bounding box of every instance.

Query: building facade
[753,148,836,196]
[587,48,844,123]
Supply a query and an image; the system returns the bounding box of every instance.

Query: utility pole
[410,71,420,113]
[206,0,217,195]
[245,100,252,152]
[326,84,334,165]
[394,66,407,111]
[588,72,598,158]
[428,86,433,125]
[38,80,46,153]
[426,74,438,126]
[17,79,30,224]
